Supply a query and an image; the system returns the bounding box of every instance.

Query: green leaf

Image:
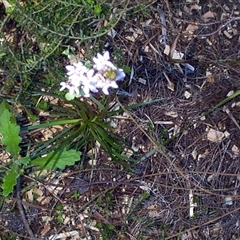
[2,164,19,197]
[0,52,6,59]
[0,101,10,118]
[94,5,102,15]
[123,65,131,74]
[31,149,81,170]
[56,214,64,223]
[90,96,105,111]
[0,103,21,159]
[91,123,121,151]
[85,60,92,69]
[19,156,31,166]
[62,48,70,56]
[6,6,15,14]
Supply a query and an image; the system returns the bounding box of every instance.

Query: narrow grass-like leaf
[108,98,168,117]
[29,124,77,158]
[72,129,91,149]
[88,125,109,150]
[92,124,121,151]
[108,149,132,170]
[94,120,114,130]
[90,95,105,111]
[24,118,81,131]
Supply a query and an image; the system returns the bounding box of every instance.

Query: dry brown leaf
[2,0,12,9]
[202,11,215,23]
[164,111,178,118]
[163,71,174,91]
[184,91,191,99]
[41,224,51,236]
[206,75,215,83]
[226,90,234,97]
[190,4,202,11]
[207,128,224,142]
[141,19,152,27]
[26,189,34,202]
[121,148,133,158]
[185,24,199,33]
[49,231,80,240]
[125,35,135,42]
[33,187,43,197]
[224,196,233,206]
[191,149,198,160]
[138,77,146,84]
[148,205,160,217]
[198,149,209,160]
[223,30,232,39]
[232,145,239,156]
[164,45,183,60]
[92,210,111,225]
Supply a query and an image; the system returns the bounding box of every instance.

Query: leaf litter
[1,0,240,239]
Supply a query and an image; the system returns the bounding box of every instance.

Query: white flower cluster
[60,51,125,98]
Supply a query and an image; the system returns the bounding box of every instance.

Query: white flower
[102,82,118,95]
[80,69,99,97]
[61,51,126,99]
[60,81,80,96]
[93,51,115,71]
[65,62,89,87]
[93,73,119,95]
[66,62,86,76]
[92,52,126,95]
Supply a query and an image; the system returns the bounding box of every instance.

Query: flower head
[60,51,126,99]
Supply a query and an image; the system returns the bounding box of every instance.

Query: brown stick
[16,177,36,239]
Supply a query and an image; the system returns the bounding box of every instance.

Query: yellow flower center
[103,69,117,81]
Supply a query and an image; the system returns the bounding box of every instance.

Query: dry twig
[16,177,36,239]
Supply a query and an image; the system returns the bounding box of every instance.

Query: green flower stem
[210,89,240,112]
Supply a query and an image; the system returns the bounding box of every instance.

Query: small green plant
[0,101,81,197]
[55,203,64,224]
[96,222,116,240]
[72,191,80,200]
[123,192,156,239]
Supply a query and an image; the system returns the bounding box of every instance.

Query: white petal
[115,69,125,81]
[103,51,110,60]
[73,87,80,96]
[102,86,109,95]
[109,81,118,89]
[81,85,90,97]
[90,87,98,93]
[60,82,67,91]
[66,65,74,71]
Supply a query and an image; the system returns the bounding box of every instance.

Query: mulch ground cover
[1,0,240,239]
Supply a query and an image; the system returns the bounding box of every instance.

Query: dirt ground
[1,0,240,239]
